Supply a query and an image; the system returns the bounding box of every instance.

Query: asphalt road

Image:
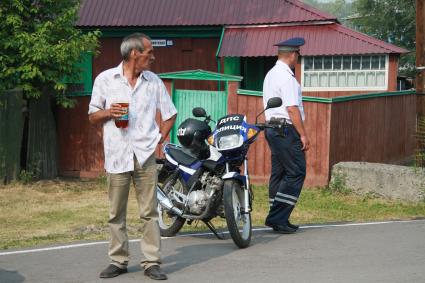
[1,220,424,283]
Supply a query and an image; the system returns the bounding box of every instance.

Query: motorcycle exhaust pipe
[156,186,183,216]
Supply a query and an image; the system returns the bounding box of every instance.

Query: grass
[1,179,425,250]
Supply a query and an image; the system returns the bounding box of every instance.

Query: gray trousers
[107,154,161,269]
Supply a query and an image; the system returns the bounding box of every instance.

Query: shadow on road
[0,268,25,283]
[161,230,283,274]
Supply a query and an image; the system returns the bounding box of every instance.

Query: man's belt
[266,117,292,127]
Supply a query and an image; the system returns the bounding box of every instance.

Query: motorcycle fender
[222,172,247,187]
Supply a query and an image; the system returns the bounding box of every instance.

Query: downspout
[216,26,225,91]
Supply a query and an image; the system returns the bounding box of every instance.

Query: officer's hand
[109,103,127,119]
[301,135,310,151]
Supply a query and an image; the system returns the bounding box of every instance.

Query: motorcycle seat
[167,147,198,166]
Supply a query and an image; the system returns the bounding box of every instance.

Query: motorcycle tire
[223,180,252,248]
[157,175,187,237]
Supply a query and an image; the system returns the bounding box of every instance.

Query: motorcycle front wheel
[223,180,252,248]
[157,175,187,237]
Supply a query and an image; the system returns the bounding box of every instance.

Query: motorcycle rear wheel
[157,175,187,237]
[223,180,252,248]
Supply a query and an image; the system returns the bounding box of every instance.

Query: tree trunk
[27,92,58,179]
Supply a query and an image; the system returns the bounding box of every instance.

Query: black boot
[99,264,127,278]
[144,265,167,280]
[287,220,299,230]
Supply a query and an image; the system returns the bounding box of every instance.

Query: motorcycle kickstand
[203,220,225,240]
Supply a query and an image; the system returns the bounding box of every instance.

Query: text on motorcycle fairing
[218,116,240,125]
[216,125,247,133]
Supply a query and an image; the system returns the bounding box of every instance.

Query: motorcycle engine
[187,173,223,215]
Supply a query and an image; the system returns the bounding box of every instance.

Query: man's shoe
[265,220,274,228]
[272,224,297,234]
[287,221,299,230]
[144,265,167,280]
[265,220,296,234]
[99,264,127,278]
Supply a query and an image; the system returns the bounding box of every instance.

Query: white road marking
[0,219,422,256]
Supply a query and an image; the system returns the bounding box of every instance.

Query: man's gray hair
[120,33,151,61]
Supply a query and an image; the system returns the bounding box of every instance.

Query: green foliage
[328,171,352,195]
[351,0,416,76]
[302,0,356,26]
[0,0,100,107]
[17,170,35,184]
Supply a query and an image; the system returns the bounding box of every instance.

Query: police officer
[263,37,310,234]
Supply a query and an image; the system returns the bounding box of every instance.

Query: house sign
[151,39,173,47]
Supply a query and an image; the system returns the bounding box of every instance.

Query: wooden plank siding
[328,94,416,171]
[56,92,416,185]
[93,38,220,91]
[56,97,104,178]
[234,95,332,187]
[228,91,415,187]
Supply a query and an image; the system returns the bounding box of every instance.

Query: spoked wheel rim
[158,180,184,230]
[158,203,179,229]
[232,188,251,240]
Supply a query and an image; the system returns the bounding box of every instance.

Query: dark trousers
[265,126,306,225]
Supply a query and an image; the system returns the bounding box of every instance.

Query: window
[302,55,388,90]
[65,52,93,96]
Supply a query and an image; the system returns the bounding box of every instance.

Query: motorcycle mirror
[193,107,207,117]
[266,97,282,109]
[255,97,283,124]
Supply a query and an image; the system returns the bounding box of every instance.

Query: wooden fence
[233,90,417,187]
[0,89,24,184]
[56,89,417,187]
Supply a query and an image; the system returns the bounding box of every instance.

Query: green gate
[159,70,242,144]
[172,89,227,143]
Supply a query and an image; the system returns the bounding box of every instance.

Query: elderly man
[263,37,310,234]
[88,33,177,280]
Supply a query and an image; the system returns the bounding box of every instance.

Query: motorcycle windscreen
[214,114,247,151]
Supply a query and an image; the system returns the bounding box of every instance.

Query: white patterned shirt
[263,60,304,123]
[88,62,177,173]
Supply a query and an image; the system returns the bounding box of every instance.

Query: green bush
[328,171,351,195]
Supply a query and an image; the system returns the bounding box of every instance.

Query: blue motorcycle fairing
[163,144,205,183]
[210,115,260,150]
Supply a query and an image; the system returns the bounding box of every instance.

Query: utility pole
[417,0,425,115]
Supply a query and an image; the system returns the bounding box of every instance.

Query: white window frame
[301,55,389,91]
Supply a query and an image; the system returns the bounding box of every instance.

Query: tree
[351,0,416,76]
[0,0,99,106]
[0,0,99,180]
[302,0,356,27]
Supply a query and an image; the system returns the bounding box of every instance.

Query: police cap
[274,37,305,52]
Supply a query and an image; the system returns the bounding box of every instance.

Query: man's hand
[110,103,127,119]
[300,135,310,151]
[89,104,127,125]
[287,106,310,151]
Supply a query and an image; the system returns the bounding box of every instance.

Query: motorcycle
[156,97,282,248]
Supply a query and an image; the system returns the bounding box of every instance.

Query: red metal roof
[218,24,408,57]
[77,0,337,27]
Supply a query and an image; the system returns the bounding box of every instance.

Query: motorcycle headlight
[218,134,243,150]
